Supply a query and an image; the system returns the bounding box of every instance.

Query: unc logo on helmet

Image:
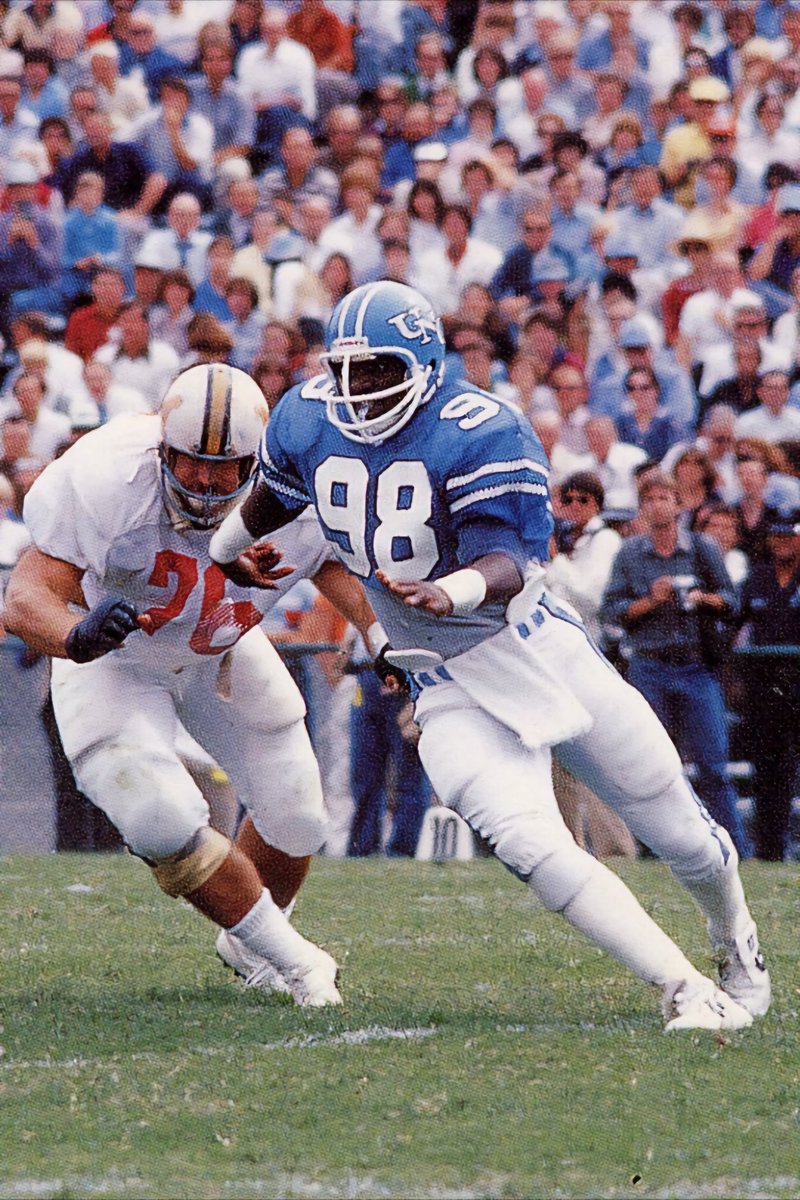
[322,281,446,443]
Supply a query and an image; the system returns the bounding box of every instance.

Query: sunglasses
[626,382,656,392]
[736,452,759,463]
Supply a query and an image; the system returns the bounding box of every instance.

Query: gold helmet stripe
[200,364,232,455]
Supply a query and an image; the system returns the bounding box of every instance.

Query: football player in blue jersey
[210,280,770,1031]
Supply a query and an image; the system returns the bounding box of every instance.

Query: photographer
[600,471,751,857]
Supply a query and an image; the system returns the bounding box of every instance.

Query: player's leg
[52,657,337,1007]
[415,693,751,1030]
[549,621,769,1015]
[180,634,339,1001]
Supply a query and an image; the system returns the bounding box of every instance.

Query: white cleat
[283,947,343,1008]
[663,976,754,1032]
[717,923,771,1017]
[215,928,290,996]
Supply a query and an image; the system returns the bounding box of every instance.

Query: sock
[559,862,705,988]
[230,889,317,974]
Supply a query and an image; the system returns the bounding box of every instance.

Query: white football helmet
[159,363,269,529]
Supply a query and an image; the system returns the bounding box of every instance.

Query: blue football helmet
[322,280,446,443]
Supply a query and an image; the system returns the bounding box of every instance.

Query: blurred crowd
[1,0,800,860]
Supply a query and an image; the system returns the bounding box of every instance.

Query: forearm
[313,559,381,648]
[4,555,85,658]
[209,482,303,564]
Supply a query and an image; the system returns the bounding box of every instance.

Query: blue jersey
[258,374,553,657]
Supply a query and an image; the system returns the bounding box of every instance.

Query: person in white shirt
[585,416,649,512]
[136,192,212,287]
[546,469,638,859]
[676,255,762,374]
[735,368,800,442]
[418,202,502,316]
[95,300,180,412]
[0,373,70,464]
[88,40,150,137]
[316,161,383,286]
[236,5,317,123]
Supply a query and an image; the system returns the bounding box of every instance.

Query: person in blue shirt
[209,279,770,1032]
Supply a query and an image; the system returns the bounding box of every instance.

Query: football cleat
[215,928,290,995]
[282,947,343,1008]
[717,923,771,1017]
[663,976,754,1032]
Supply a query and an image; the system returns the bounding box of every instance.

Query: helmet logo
[387,306,439,346]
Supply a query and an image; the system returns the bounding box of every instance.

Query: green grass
[0,854,797,1200]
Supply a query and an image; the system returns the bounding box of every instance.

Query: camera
[672,574,698,612]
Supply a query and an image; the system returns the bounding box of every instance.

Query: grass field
[0,853,797,1200]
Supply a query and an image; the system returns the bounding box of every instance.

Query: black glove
[373,644,412,695]
[65,596,140,663]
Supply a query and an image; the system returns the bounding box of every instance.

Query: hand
[689,590,725,611]
[65,595,140,662]
[650,576,676,606]
[217,542,295,590]
[373,644,411,695]
[376,569,453,617]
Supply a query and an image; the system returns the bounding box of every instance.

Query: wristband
[436,568,487,616]
[365,620,389,660]
[209,507,253,564]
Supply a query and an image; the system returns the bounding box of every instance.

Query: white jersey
[23,414,333,677]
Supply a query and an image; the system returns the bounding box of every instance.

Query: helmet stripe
[201,364,232,455]
[354,282,383,338]
[336,286,358,339]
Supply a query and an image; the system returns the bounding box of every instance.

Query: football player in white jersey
[4,363,386,1008]
[209,280,771,1031]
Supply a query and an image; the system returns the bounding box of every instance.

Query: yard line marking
[0,1027,438,1071]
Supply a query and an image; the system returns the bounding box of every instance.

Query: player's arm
[3,547,138,661]
[312,559,386,655]
[377,553,523,618]
[210,482,306,586]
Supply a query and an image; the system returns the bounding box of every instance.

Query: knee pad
[629,776,738,883]
[74,739,209,860]
[150,826,232,897]
[527,845,597,912]
[250,809,328,858]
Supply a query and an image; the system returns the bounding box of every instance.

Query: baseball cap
[688,76,731,103]
[618,318,653,349]
[776,182,800,213]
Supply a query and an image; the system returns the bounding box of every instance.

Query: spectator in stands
[190,25,254,170]
[236,4,317,124]
[660,75,731,208]
[732,439,785,565]
[136,192,212,288]
[594,317,696,430]
[611,163,684,272]
[692,156,750,252]
[738,507,800,860]
[697,504,749,588]
[317,161,383,286]
[673,446,724,532]
[737,92,800,186]
[149,269,194,359]
[118,10,184,105]
[64,266,125,362]
[735,368,800,443]
[601,470,751,857]
[0,74,39,164]
[661,216,717,347]
[616,366,686,461]
[76,356,148,423]
[224,276,266,373]
[585,414,648,512]
[94,299,180,411]
[87,39,149,136]
[129,75,214,213]
[21,47,67,121]
[317,104,363,175]
[698,405,741,505]
[184,311,234,367]
[55,110,163,218]
[193,235,234,322]
[0,159,62,329]
[39,115,73,186]
[748,181,800,317]
[0,371,69,464]
[698,298,787,409]
[259,124,338,211]
[287,0,355,116]
[61,170,120,307]
[549,362,591,457]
